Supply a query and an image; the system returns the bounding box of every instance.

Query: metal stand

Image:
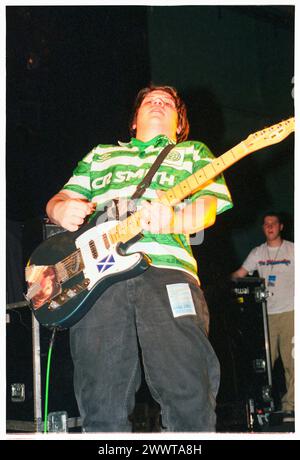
[6,300,82,432]
[248,283,274,430]
[254,285,273,387]
[32,313,43,432]
[6,301,42,432]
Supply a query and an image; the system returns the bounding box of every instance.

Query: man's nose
[152,98,164,106]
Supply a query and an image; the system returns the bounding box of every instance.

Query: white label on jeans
[166,283,196,318]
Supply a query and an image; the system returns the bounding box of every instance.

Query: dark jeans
[70,267,220,432]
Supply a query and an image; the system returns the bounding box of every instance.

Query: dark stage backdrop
[6,5,151,301]
[6,6,151,223]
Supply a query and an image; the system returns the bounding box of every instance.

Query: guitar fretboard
[107,117,294,245]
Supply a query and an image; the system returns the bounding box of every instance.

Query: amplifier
[230,276,267,303]
[43,219,67,240]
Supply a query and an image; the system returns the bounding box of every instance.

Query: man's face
[263,216,283,241]
[133,90,180,138]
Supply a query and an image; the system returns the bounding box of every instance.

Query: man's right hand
[46,191,95,232]
[55,198,95,231]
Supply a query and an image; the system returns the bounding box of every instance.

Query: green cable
[43,328,57,434]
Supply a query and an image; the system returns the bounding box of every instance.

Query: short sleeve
[242,247,259,274]
[62,150,94,200]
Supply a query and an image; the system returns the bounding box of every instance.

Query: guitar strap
[130,142,176,200]
[113,142,176,220]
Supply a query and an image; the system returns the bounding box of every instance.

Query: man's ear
[132,123,136,130]
[176,124,181,135]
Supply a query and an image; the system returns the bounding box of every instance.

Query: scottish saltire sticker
[166,283,196,318]
[97,254,115,273]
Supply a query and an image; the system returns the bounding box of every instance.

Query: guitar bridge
[48,279,90,310]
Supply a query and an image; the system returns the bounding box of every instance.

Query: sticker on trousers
[166,283,196,318]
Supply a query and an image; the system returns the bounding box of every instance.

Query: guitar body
[26,212,150,329]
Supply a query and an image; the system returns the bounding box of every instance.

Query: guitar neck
[159,141,250,207]
[108,140,249,245]
[108,116,294,245]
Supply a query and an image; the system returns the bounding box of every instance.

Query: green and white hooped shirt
[63,135,233,282]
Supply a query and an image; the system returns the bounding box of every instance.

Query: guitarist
[46,85,233,432]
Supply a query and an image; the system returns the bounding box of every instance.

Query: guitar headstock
[244,117,295,153]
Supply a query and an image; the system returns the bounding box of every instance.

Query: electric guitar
[25,117,295,329]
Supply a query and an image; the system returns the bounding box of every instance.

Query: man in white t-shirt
[232,213,294,421]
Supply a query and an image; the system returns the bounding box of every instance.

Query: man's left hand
[140,197,174,234]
